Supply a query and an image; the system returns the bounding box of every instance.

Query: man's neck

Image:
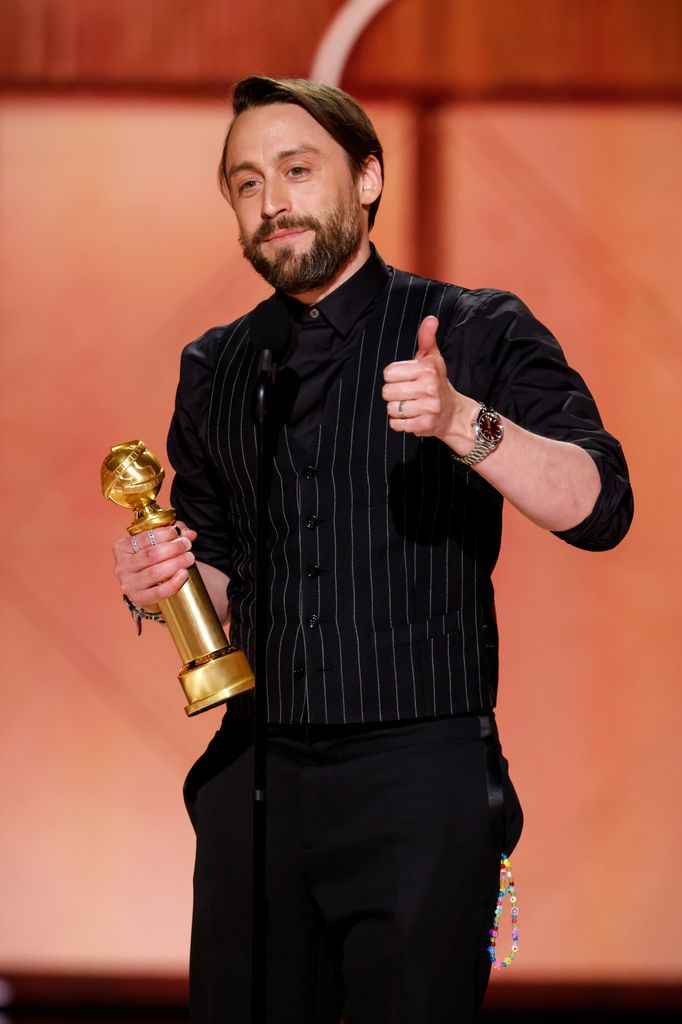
[284,239,371,306]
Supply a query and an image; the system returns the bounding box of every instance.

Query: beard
[240,190,363,294]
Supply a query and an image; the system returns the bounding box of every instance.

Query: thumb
[417,316,439,358]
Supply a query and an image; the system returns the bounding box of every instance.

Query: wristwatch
[455,403,504,467]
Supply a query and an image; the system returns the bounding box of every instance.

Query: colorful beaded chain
[488,854,519,970]
[123,594,166,636]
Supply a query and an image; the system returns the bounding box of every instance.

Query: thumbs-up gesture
[382,316,473,443]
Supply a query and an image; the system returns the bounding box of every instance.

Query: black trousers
[183,712,523,1024]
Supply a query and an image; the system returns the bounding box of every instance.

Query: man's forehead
[227,103,339,161]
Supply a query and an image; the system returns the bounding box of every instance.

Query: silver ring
[147,529,157,546]
[130,535,139,553]
[398,400,404,416]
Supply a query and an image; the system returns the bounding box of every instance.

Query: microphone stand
[251,348,276,1024]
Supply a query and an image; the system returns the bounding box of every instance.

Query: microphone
[249,297,292,379]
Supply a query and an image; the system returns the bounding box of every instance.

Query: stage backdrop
[0,92,679,985]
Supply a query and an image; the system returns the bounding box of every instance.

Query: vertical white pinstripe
[328,384,346,723]
[441,278,465,710]
[429,454,441,713]
[266,488,282,721]
[400,421,417,717]
[238,349,258,511]
[445,477,457,714]
[459,480,470,711]
[386,280,411,718]
[473,510,483,706]
[406,281,430,717]
[365,274,396,721]
[271,455,293,723]
[348,330,367,721]
[408,286,432,714]
[239,375,260,639]
[428,287,448,711]
[284,429,308,723]
[311,427,328,723]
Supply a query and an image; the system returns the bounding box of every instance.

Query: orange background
[1,0,681,987]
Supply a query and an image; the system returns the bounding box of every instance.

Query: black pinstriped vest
[205,268,502,724]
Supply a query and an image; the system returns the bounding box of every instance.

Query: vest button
[302,465,316,480]
[293,663,306,679]
[307,613,320,629]
[306,563,320,579]
[309,307,320,319]
[305,515,319,529]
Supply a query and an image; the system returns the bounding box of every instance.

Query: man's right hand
[112,522,197,612]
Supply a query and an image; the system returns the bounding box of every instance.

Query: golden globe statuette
[101,440,254,716]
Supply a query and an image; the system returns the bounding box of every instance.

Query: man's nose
[260,177,290,220]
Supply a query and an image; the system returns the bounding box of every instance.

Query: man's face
[225,103,368,294]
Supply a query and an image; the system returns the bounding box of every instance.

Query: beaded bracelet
[488,854,519,970]
[123,594,166,636]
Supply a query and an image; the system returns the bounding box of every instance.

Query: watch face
[478,409,503,443]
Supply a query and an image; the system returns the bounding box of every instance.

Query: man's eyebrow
[227,147,321,180]
[227,160,260,181]
[275,146,321,162]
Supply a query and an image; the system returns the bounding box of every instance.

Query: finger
[388,414,410,433]
[117,526,177,557]
[116,540,195,587]
[116,552,193,598]
[137,525,191,549]
[383,359,421,384]
[118,524,197,559]
[174,521,197,540]
[138,535,194,565]
[416,316,439,358]
[127,567,191,607]
[382,378,435,403]
[137,540,195,577]
[387,399,419,420]
[117,535,191,570]
[113,523,198,594]
[388,413,434,435]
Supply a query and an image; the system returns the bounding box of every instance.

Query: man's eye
[288,166,307,178]
[238,179,258,194]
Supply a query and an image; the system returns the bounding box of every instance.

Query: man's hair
[218,76,384,230]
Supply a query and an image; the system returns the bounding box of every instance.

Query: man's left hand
[382,316,477,447]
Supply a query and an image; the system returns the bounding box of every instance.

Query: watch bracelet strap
[453,402,503,467]
[455,438,497,467]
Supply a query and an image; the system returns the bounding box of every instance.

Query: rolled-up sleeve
[463,290,633,552]
[167,329,235,576]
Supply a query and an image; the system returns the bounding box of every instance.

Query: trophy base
[180,648,254,717]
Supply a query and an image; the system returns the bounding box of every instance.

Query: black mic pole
[252,347,275,1024]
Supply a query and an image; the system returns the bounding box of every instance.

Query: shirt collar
[277,245,390,338]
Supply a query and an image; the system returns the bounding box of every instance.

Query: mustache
[247,215,321,247]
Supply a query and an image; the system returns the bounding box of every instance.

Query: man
[113,77,633,1023]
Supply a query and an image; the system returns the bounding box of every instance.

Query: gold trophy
[101,440,254,716]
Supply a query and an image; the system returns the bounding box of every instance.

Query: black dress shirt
[274,247,390,457]
[167,251,633,723]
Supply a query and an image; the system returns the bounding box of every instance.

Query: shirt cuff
[551,447,634,552]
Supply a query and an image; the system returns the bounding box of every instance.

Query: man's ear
[358,156,383,206]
